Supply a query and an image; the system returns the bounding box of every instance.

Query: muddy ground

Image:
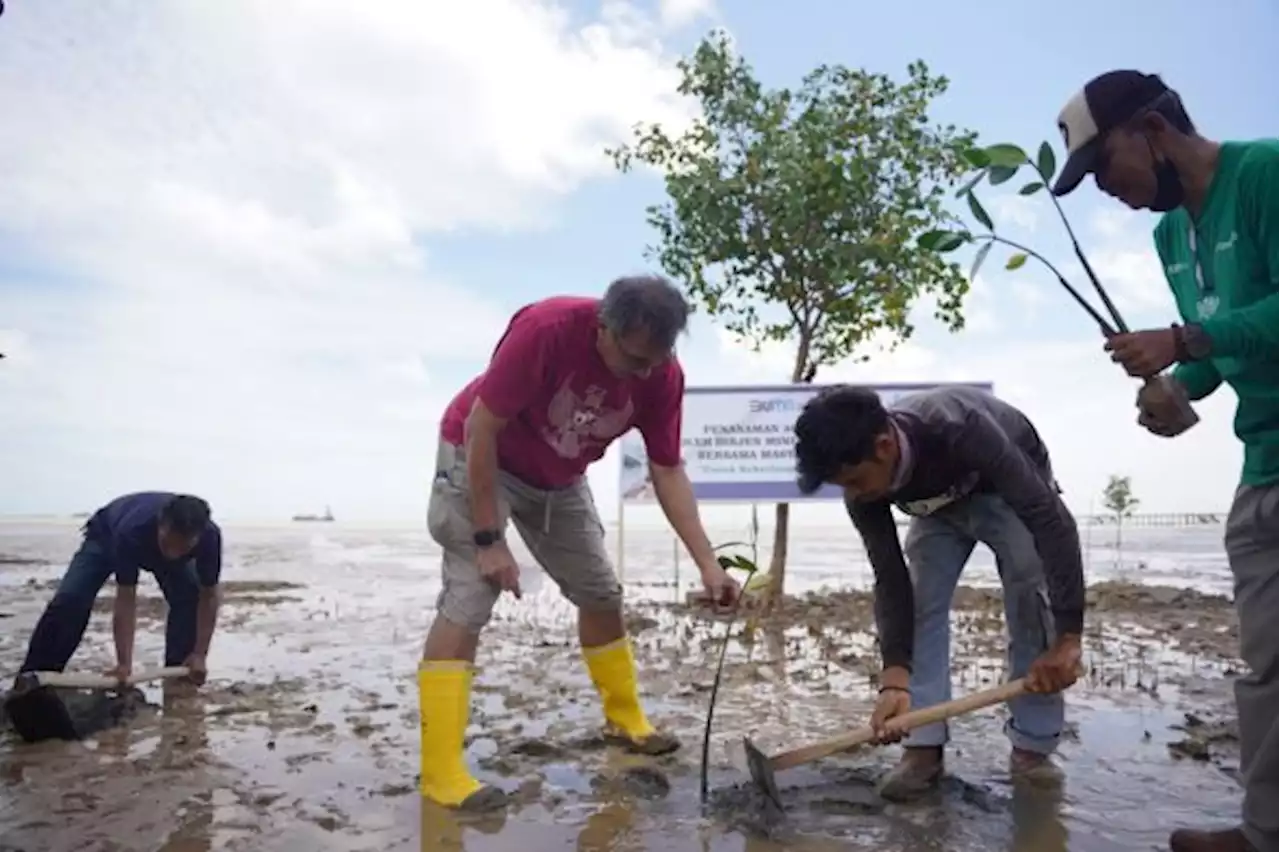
[0,526,1250,852]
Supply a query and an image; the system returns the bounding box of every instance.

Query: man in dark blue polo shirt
[17,492,223,686]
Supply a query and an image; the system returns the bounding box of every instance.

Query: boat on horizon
[292,505,335,523]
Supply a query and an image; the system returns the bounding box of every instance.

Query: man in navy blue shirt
[17,492,223,686]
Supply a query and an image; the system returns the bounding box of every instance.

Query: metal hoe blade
[3,673,79,743]
[743,736,783,811]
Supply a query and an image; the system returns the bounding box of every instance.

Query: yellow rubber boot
[582,638,680,756]
[418,662,506,811]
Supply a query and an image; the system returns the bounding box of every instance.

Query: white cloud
[1074,206,1175,320]
[0,0,701,521]
[987,193,1041,232]
[657,0,718,29]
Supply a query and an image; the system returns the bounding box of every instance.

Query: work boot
[584,638,681,756]
[877,746,944,802]
[1010,747,1063,787]
[418,662,508,812]
[1169,827,1257,852]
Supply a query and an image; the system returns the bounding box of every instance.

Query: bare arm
[650,462,718,573]
[845,496,914,680]
[464,399,509,532]
[112,583,137,670]
[193,584,221,657]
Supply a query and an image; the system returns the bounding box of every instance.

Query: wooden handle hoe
[24,666,191,690]
[743,678,1028,810]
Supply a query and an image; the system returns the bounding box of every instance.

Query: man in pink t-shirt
[416,275,741,812]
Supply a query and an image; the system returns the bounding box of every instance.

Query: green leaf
[966,192,993,231]
[1036,141,1056,182]
[716,553,759,574]
[935,232,969,253]
[970,240,993,281]
[983,143,1027,168]
[961,148,992,169]
[1018,181,1044,196]
[988,165,1018,186]
[917,229,951,251]
[1005,253,1029,270]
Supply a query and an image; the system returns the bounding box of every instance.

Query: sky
[0,0,1276,527]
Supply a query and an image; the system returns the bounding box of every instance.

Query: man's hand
[1135,376,1198,438]
[103,664,132,684]
[182,653,208,686]
[1026,635,1082,694]
[476,541,522,599]
[697,561,741,611]
[869,666,912,744]
[1104,329,1179,378]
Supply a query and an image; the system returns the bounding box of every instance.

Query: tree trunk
[1115,517,1124,572]
[765,503,789,606]
[762,329,814,612]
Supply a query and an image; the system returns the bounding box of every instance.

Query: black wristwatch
[1174,322,1213,362]
[472,529,502,548]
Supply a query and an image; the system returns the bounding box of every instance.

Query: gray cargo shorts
[426,441,622,632]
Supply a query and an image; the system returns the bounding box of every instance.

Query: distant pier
[888,511,1223,529]
[1077,512,1223,528]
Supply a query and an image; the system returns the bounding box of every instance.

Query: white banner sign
[618,381,993,503]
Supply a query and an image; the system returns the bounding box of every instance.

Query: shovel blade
[3,674,78,743]
[743,736,784,811]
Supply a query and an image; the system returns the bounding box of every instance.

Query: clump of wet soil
[590,765,671,798]
[1167,711,1239,766]
[706,764,1006,841]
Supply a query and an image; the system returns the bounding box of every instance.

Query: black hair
[794,386,891,494]
[599,275,691,352]
[160,495,211,537]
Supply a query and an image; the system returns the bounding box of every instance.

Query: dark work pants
[19,538,200,672]
[1227,485,1278,851]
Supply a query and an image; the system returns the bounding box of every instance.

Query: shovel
[3,666,189,743]
[741,677,1028,810]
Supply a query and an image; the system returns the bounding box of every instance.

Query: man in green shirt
[1051,70,1277,852]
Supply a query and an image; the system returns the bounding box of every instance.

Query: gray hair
[599,275,691,351]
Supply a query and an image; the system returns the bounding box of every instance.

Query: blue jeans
[901,494,1064,755]
[19,538,200,672]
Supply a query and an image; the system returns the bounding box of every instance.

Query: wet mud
[0,524,1250,851]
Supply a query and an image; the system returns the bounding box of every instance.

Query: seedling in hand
[917,140,1198,431]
